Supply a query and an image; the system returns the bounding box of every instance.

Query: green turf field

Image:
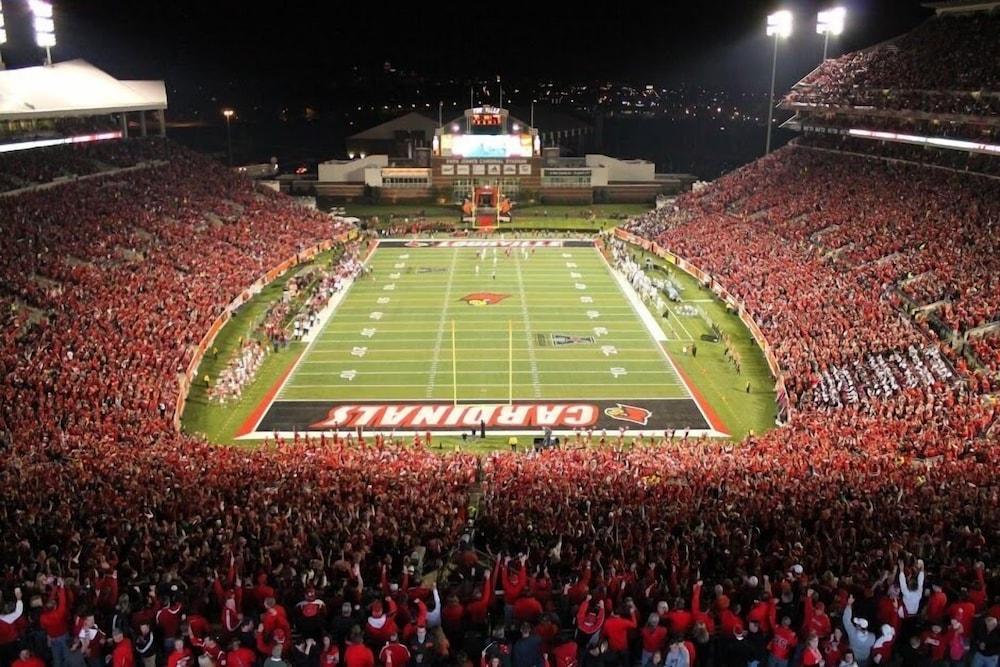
[182,236,777,447]
[278,244,688,403]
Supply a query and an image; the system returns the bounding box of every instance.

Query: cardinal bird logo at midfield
[604,403,652,426]
[461,292,511,306]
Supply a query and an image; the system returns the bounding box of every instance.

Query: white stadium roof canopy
[0,59,167,121]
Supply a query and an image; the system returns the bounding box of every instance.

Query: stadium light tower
[29,0,55,66]
[817,7,846,61]
[222,109,235,167]
[765,10,792,155]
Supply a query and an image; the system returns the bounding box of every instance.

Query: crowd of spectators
[0,138,172,193]
[784,12,1000,112]
[796,134,1000,178]
[627,143,1000,409]
[968,331,1000,378]
[0,103,997,667]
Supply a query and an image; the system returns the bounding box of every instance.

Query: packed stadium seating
[2,6,1000,666]
[0,138,175,193]
[0,133,996,667]
[785,12,1000,111]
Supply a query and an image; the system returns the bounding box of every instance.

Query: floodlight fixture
[28,0,52,18]
[764,11,792,154]
[766,10,793,38]
[817,7,846,60]
[817,7,846,36]
[29,0,55,65]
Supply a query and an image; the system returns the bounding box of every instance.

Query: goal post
[449,320,514,406]
[451,319,457,406]
[509,319,514,406]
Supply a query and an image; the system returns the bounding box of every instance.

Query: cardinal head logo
[604,403,652,426]
[461,292,510,307]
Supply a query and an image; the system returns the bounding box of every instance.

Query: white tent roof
[0,59,167,120]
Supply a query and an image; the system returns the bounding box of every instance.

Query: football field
[242,239,725,437]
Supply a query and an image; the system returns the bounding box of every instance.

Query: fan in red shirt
[40,582,70,643]
[345,631,375,667]
[111,629,134,667]
[664,598,693,637]
[320,636,341,667]
[576,596,605,646]
[156,598,184,642]
[12,649,45,667]
[501,556,530,606]
[550,639,578,667]
[166,639,192,667]
[802,592,832,641]
[262,598,291,639]
[466,573,493,631]
[925,585,948,625]
[513,591,544,625]
[767,603,798,667]
[871,625,895,665]
[802,634,824,667]
[640,613,668,665]
[920,624,948,663]
[602,602,638,655]
[379,631,411,667]
[365,600,399,647]
[226,639,258,667]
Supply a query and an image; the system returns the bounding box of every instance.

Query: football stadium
[0,3,998,667]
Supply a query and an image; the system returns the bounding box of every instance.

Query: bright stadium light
[28,0,52,17]
[817,7,846,60]
[766,10,792,38]
[29,0,55,65]
[764,11,792,155]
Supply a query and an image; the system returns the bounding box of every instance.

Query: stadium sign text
[310,403,598,429]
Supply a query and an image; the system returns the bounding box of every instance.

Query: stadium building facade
[310,105,696,205]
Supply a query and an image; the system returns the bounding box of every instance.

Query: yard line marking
[284,382,685,389]
[514,252,543,398]
[274,395,695,402]
[293,369,677,376]
[425,248,460,397]
[659,292,697,341]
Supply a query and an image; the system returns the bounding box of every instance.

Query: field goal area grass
[238,239,729,438]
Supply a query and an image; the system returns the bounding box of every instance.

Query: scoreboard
[471,112,502,127]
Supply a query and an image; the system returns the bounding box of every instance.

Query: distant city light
[817,7,846,36]
[766,10,793,38]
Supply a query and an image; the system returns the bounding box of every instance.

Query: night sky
[0,0,938,171]
[4,0,933,106]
